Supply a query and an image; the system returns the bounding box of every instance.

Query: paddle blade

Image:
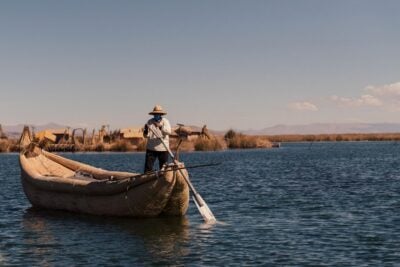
[192,195,216,224]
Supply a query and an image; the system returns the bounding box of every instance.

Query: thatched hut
[120,127,145,145]
[35,128,71,144]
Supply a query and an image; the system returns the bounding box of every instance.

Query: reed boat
[19,146,189,217]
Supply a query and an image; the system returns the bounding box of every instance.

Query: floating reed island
[0,124,274,153]
[3,123,400,153]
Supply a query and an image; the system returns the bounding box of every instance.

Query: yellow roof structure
[120,127,144,139]
[35,128,71,143]
[35,130,57,143]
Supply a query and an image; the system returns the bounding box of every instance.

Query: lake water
[1,142,400,266]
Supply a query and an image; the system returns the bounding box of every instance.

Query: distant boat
[19,145,189,217]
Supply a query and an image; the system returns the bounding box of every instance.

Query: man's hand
[153,121,162,128]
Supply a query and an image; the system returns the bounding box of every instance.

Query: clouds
[288,82,400,114]
[330,94,383,107]
[329,82,400,111]
[365,82,400,96]
[288,101,318,111]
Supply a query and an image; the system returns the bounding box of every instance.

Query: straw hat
[149,105,167,115]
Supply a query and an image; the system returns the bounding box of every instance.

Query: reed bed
[194,137,225,151]
[110,140,134,152]
[0,140,8,152]
[13,129,400,153]
[170,139,194,152]
[224,130,272,149]
[0,139,20,153]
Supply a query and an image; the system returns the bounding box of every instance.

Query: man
[143,105,172,173]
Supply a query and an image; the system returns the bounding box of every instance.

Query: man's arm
[160,119,172,136]
[143,124,149,137]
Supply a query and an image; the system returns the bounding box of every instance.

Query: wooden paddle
[147,124,217,223]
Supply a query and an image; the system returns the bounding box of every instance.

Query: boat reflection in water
[22,208,191,265]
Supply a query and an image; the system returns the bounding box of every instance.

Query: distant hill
[243,123,400,135]
[3,122,67,133]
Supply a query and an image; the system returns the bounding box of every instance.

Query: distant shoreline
[1,139,400,155]
[2,127,400,153]
[264,133,400,142]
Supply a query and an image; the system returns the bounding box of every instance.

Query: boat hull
[19,148,189,217]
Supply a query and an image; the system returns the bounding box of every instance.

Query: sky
[1,0,400,131]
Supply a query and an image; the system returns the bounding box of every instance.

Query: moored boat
[19,145,189,217]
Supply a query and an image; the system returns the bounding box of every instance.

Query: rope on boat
[126,162,221,180]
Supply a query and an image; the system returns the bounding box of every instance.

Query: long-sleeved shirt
[143,117,172,151]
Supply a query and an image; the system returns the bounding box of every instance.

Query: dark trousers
[144,150,169,173]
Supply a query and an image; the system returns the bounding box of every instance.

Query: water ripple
[1,143,400,265]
